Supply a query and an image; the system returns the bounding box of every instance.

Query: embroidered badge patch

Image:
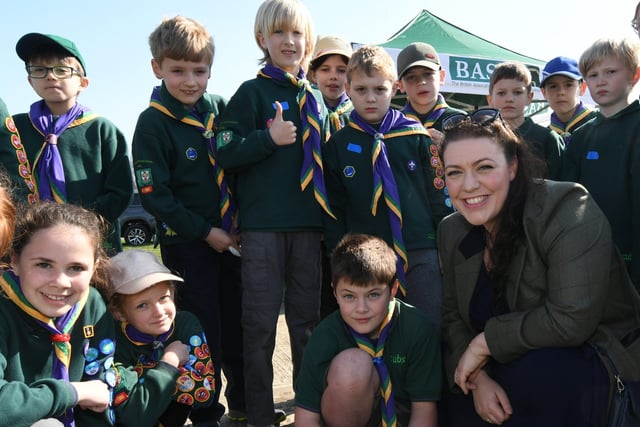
[186,147,198,160]
[343,165,356,178]
[83,325,95,339]
[407,160,417,172]
[217,130,233,149]
[136,168,153,187]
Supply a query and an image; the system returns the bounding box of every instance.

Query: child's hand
[427,128,444,146]
[269,101,297,146]
[161,341,190,368]
[71,380,111,412]
[205,227,237,253]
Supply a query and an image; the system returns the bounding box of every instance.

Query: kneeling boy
[294,233,441,427]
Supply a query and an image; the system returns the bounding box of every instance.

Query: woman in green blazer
[436,109,640,426]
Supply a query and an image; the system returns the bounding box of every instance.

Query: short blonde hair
[149,15,215,66]
[579,36,640,77]
[346,45,397,83]
[254,0,315,69]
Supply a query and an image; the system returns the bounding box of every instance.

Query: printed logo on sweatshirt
[390,354,407,364]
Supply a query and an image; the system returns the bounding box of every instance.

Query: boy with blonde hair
[295,233,441,427]
[216,1,328,425]
[11,32,132,254]
[560,36,640,289]
[322,45,450,329]
[131,15,245,427]
[488,60,565,179]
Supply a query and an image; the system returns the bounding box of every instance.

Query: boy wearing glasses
[9,32,132,254]
[322,45,452,329]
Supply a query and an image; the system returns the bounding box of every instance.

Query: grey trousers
[403,248,443,332]
[240,231,321,427]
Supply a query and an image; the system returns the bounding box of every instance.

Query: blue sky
[2,0,636,141]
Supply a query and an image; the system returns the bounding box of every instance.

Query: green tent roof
[380,9,545,67]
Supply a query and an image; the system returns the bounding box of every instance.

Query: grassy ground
[122,242,161,258]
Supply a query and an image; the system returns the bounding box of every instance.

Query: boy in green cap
[10,32,132,254]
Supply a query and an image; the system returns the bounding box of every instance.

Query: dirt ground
[186,312,296,427]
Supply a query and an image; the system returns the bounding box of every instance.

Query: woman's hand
[471,370,513,425]
[455,332,490,393]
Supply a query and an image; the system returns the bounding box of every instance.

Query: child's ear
[390,279,399,299]
[579,81,588,96]
[109,305,127,322]
[9,252,19,276]
[151,59,163,79]
[631,65,640,86]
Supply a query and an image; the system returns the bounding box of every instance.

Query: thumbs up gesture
[269,101,297,146]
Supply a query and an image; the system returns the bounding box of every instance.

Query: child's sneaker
[227,410,248,423]
[242,409,287,427]
[273,409,287,425]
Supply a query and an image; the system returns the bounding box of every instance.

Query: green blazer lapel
[506,244,527,309]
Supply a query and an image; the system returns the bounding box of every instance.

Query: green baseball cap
[16,33,87,75]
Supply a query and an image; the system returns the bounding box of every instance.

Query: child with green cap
[9,32,132,255]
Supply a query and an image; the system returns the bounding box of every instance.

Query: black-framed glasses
[443,108,503,131]
[26,65,81,79]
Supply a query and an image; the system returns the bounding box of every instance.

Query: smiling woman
[436,114,640,426]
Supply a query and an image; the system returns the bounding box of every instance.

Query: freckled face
[443,137,517,234]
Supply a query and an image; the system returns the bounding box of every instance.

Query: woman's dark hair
[441,117,545,289]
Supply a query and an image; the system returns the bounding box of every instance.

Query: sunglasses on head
[442,108,504,131]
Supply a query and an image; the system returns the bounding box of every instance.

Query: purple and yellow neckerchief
[348,110,427,296]
[347,300,398,427]
[3,114,38,204]
[149,86,236,231]
[121,320,175,362]
[549,101,594,144]
[0,270,89,427]
[402,93,448,129]
[29,100,96,203]
[326,92,352,140]
[258,64,335,219]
